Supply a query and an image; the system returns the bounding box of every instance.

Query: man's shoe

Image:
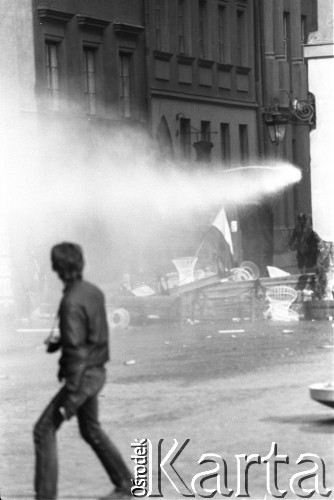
[98,488,132,499]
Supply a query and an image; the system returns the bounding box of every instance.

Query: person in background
[33,242,132,500]
[288,213,321,273]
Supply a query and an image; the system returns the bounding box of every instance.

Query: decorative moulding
[153,50,173,61]
[113,22,146,36]
[236,66,251,75]
[198,59,215,68]
[37,6,74,23]
[217,63,233,72]
[177,54,196,65]
[236,0,247,9]
[77,15,110,30]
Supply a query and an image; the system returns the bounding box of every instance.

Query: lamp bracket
[265,90,316,128]
[292,92,316,127]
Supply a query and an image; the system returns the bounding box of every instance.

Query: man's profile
[33,242,132,500]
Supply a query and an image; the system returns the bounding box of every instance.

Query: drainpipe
[143,0,153,138]
[253,0,274,268]
[253,0,266,159]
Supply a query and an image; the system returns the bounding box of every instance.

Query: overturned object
[265,285,299,321]
[108,308,131,329]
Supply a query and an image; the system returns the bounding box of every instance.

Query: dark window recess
[218,4,226,63]
[198,0,207,59]
[220,123,230,163]
[201,120,211,142]
[45,42,60,111]
[178,0,185,54]
[180,118,191,159]
[283,12,291,61]
[301,15,307,45]
[239,124,249,164]
[83,47,97,115]
[119,52,132,118]
[155,0,162,50]
[236,9,246,66]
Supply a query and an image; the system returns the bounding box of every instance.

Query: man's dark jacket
[58,279,109,391]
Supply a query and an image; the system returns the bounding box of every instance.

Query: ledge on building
[153,50,173,61]
[304,43,334,59]
[77,15,110,30]
[236,66,251,75]
[37,6,74,24]
[177,54,196,65]
[217,62,233,72]
[113,22,146,36]
[198,59,215,68]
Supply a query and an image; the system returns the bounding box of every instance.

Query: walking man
[33,242,132,499]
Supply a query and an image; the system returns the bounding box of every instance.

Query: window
[301,15,307,44]
[180,118,191,159]
[45,42,60,111]
[119,52,132,118]
[220,123,230,164]
[178,0,186,54]
[283,12,291,61]
[218,3,227,63]
[83,47,97,115]
[201,120,211,142]
[178,0,191,55]
[155,0,162,50]
[239,125,249,164]
[155,0,169,51]
[236,9,246,66]
[198,0,207,59]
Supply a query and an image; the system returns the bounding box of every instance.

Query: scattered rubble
[124,360,136,366]
[218,329,245,334]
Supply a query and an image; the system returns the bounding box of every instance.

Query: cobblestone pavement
[0,318,333,499]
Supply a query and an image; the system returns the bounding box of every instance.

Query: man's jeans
[33,366,132,500]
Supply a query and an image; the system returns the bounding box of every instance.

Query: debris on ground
[218,329,245,334]
[124,360,136,365]
[131,285,156,297]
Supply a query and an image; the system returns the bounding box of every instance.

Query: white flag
[212,207,234,254]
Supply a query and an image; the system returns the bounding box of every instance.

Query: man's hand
[59,406,67,420]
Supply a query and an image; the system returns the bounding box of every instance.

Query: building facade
[144,0,264,270]
[0,1,148,126]
[0,0,149,312]
[33,1,147,124]
[0,0,321,315]
[259,0,318,271]
[144,0,317,273]
[145,0,259,166]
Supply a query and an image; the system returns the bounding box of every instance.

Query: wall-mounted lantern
[264,91,316,145]
[264,103,289,144]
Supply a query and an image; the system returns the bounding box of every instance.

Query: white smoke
[0,95,302,285]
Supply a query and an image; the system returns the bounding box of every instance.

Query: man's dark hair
[51,242,84,283]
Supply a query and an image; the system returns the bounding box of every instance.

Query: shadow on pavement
[261,413,334,433]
